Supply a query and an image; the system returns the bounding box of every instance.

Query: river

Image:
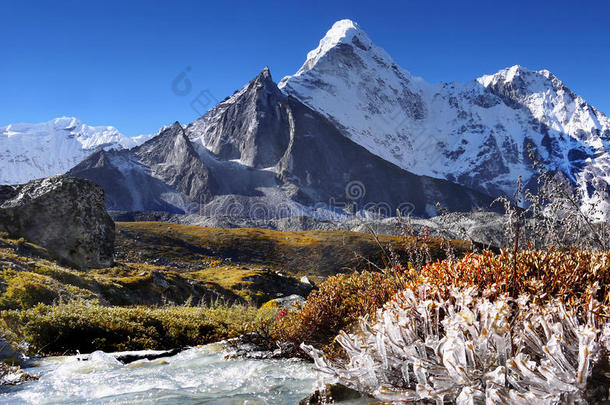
[1,344,322,404]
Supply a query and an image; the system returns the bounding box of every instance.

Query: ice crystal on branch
[303,285,610,404]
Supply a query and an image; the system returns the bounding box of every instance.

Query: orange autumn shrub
[272,248,610,358]
[271,271,398,354]
[414,249,610,308]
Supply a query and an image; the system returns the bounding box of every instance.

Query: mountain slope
[0,117,151,184]
[279,19,610,217]
[70,69,493,218]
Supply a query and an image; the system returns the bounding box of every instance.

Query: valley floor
[0,222,467,356]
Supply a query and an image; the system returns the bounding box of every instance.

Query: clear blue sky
[2,0,609,136]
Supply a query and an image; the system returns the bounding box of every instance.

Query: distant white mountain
[0,117,152,184]
[279,19,610,217]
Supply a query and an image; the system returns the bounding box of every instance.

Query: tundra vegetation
[0,224,463,357]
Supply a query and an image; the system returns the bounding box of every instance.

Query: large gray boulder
[0,175,114,269]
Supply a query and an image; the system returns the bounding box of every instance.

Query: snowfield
[0,117,151,184]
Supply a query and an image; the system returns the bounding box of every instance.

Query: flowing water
[0,344,322,404]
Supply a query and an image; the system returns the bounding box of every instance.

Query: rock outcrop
[69,123,216,214]
[264,294,306,309]
[0,362,38,386]
[0,175,115,269]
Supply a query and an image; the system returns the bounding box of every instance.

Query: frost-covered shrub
[493,146,610,251]
[303,285,610,404]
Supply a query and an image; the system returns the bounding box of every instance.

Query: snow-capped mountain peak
[280,18,417,89]
[478,64,556,87]
[295,19,387,74]
[279,19,610,218]
[479,64,531,84]
[476,64,566,101]
[0,117,152,184]
[279,19,427,172]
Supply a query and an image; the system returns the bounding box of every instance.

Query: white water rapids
[0,344,328,404]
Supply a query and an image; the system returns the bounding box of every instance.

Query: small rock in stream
[224,333,296,359]
[299,383,365,404]
[114,348,182,364]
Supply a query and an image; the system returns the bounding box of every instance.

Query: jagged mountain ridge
[0,117,152,184]
[69,68,493,218]
[279,19,610,217]
[68,122,214,213]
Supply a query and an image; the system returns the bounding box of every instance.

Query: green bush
[1,302,278,355]
[0,271,60,310]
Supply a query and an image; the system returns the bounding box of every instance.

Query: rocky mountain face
[0,117,151,185]
[70,68,493,218]
[280,20,610,218]
[0,175,115,269]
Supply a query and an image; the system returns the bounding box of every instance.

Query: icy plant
[302,284,609,404]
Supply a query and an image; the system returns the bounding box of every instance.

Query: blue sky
[1,0,609,136]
